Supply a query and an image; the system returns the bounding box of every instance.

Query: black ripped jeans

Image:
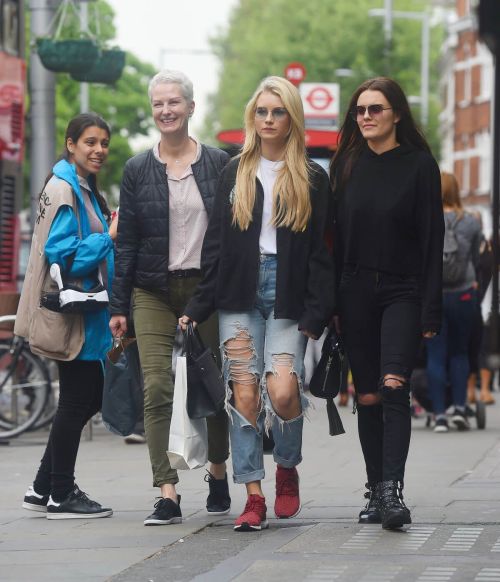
[33,359,104,501]
[338,266,422,484]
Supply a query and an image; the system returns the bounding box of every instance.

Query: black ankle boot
[377,480,411,529]
[358,482,381,524]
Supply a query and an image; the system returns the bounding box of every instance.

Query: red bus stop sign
[284,62,306,86]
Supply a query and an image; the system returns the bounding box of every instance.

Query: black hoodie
[334,143,444,332]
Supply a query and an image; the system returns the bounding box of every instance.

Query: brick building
[439,0,494,222]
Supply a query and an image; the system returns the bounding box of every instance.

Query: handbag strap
[183,322,205,357]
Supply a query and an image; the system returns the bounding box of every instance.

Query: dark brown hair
[41,113,112,221]
[330,77,430,192]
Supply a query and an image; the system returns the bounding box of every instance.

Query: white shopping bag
[167,355,208,470]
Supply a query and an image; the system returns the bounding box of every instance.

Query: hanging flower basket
[36,38,100,74]
[70,49,126,84]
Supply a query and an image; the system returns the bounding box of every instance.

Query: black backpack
[442,214,467,285]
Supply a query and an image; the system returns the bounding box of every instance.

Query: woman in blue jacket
[18,113,115,519]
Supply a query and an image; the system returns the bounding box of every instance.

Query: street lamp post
[369,8,430,127]
[29,0,57,231]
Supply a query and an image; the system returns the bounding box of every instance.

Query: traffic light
[478,0,500,55]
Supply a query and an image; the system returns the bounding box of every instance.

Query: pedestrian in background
[330,77,444,529]
[467,211,495,406]
[180,76,334,532]
[426,172,481,432]
[109,70,231,526]
[17,113,115,519]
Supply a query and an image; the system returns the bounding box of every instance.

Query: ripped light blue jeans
[219,254,308,484]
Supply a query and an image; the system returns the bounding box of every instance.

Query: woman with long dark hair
[180,76,334,532]
[330,77,444,529]
[16,113,115,519]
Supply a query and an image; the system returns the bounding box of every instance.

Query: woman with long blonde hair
[181,76,334,532]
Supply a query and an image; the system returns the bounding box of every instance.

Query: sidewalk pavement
[1,395,499,582]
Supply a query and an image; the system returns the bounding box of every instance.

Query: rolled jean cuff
[232,468,265,485]
[273,453,302,468]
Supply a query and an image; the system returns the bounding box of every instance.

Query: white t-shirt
[258,157,283,255]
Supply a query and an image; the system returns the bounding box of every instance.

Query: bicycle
[0,315,54,440]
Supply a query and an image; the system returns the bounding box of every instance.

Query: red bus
[0,0,25,315]
[217,128,338,173]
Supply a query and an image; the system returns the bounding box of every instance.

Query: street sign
[300,83,340,129]
[300,82,340,129]
[284,62,306,86]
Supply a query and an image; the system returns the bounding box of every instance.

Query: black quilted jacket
[110,145,230,316]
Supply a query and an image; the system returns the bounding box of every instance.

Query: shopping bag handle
[107,337,136,365]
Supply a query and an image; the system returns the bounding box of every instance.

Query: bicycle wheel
[0,341,51,440]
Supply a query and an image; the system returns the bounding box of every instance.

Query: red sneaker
[274,465,301,518]
[234,494,268,532]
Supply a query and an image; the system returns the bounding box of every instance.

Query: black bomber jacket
[110,144,230,316]
[184,158,335,338]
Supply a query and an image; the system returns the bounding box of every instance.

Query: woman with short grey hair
[110,70,231,526]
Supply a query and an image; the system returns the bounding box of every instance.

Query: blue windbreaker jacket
[45,159,115,360]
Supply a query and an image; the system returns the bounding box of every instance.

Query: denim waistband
[259,253,277,264]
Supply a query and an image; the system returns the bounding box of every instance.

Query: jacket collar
[52,159,107,237]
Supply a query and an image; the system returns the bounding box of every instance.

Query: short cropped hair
[148,69,194,103]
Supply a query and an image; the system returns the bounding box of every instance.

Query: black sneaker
[451,409,470,431]
[434,417,449,433]
[46,485,113,520]
[144,495,182,525]
[22,485,49,513]
[205,471,231,515]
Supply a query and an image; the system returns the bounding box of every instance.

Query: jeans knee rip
[263,354,310,435]
[379,375,409,391]
[222,325,262,424]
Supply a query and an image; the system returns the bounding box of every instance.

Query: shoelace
[153,497,173,509]
[75,488,100,509]
[243,496,265,515]
[276,474,298,497]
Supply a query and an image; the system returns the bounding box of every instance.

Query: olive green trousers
[133,279,229,487]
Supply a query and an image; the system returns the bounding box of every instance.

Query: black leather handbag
[309,329,346,436]
[185,323,225,419]
[309,329,346,399]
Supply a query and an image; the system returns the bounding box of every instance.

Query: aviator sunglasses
[255,107,288,120]
[350,104,393,120]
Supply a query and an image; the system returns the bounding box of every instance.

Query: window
[0,0,21,57]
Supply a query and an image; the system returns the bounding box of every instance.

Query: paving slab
[1,394,499,581]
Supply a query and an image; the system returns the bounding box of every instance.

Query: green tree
[203,0,443,157]
[25,0,156,205]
